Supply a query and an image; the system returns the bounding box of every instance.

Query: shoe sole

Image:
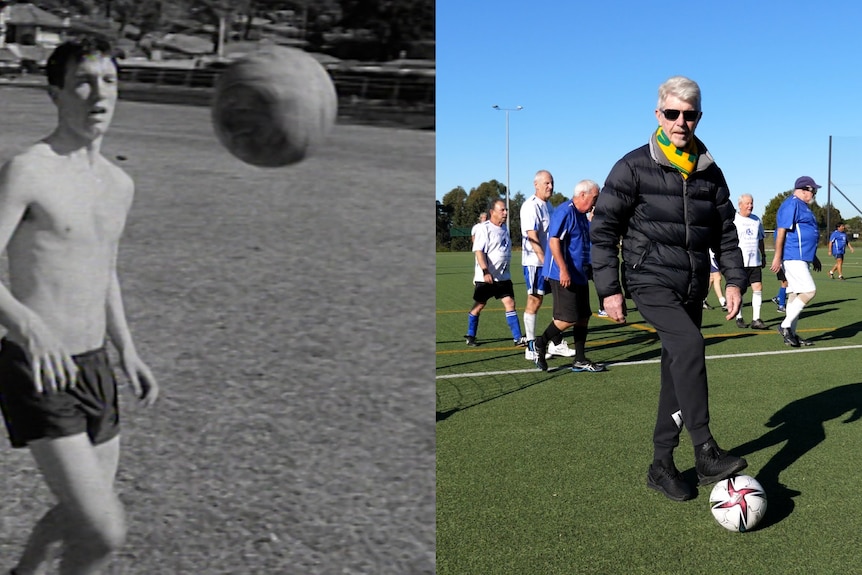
[778,327,800,347]
[571,366,606,373]
[696,459,748,486]
[646,477,693,501]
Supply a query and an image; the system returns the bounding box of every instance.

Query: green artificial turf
[437,251,862,574]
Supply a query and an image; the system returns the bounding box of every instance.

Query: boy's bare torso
[4,142,133,354]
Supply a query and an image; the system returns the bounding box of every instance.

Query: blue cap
[794,176,821,189]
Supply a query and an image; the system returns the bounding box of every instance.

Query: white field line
[436,344,862,380]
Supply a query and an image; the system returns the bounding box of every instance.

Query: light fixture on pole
[492,104,523,233]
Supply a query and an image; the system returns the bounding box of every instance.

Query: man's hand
[121,351,159,406]
[724,285,742,321]
[23,317,78,394]
[770,255,783,273]
[603,293,627,323]
[558,268,571,288]
[812,256,822,272]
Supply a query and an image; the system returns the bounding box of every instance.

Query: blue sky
[436,0,862,223]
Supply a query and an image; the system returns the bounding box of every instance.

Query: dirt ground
[0,87,435,574]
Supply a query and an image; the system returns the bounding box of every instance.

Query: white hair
[573,179,600,197]
[657,76,701,111]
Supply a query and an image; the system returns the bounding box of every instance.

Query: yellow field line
[436,326,831,355]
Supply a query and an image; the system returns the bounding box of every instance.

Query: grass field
[0,86,435,574]
[437,250,862,574]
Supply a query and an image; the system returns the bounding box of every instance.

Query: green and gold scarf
[655,126,698,179]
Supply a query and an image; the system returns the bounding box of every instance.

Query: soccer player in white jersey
[520,170,574,360]
[732,194,769,329]
[465,199,526,347]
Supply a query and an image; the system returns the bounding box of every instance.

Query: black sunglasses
[661,109,701,122]
[802,186,818,195]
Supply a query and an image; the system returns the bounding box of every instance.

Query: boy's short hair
[46,36,116,88]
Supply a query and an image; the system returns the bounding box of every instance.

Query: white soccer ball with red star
[709,475,767,532]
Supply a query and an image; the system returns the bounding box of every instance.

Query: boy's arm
[106,263,158,405]
[0,158,77,393]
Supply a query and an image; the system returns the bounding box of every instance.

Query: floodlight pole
[827,135,832,233]
[492,105,523,233]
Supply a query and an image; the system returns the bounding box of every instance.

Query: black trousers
[630,286,713,460]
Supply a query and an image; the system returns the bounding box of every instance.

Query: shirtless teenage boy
[0,38,158,575]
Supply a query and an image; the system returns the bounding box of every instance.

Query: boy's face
[52,53,118,141]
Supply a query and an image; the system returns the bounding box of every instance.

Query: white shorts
[523,266,547,296]
[783,260,816,293]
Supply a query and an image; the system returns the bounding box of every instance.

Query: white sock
[752,291,762,320]
[781,297,806,329]
[524,313,536,341]
[719,297,726,307]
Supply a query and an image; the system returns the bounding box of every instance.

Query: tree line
[26,0,434,60]
[437,181,861,252]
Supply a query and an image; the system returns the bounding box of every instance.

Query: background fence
[116,63,435,129]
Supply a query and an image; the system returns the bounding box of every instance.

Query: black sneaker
[513,336,528,347]
[571,359,606,373]
[533,335,548,371]
[771,296,780,305]
[750,319,769,330]
[646,461,693,501]
[778,326,800,347]
[465,335,478,347]
[735,318,748,328]
[695,439,748,486]
[796,335,814,347]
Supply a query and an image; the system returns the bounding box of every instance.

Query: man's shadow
[729,382,862,528]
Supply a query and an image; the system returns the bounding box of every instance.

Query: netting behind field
[829,136,862,220]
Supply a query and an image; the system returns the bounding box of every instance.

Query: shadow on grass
[730,382,862,529]
[436,368,569,421]
[818,319,862,341]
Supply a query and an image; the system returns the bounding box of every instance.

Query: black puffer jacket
[590,133,745,305]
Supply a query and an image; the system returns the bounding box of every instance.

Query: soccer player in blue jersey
[828,221,854,280]
[770,176,823,347]
[532,180,604,372]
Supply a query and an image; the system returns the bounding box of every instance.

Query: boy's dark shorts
[0,339,120,449]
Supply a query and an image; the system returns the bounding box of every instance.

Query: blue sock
[467,313,479,337]
[505,310,523,339]
[778,287,787,306]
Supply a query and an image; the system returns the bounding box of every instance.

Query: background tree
[338,0,434,60]
[436,200,453,251]
[439,181,514,252]
[508,191,525,250]
[440,186,469,252]
[761,191,793,230]
[549,192,568,208]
